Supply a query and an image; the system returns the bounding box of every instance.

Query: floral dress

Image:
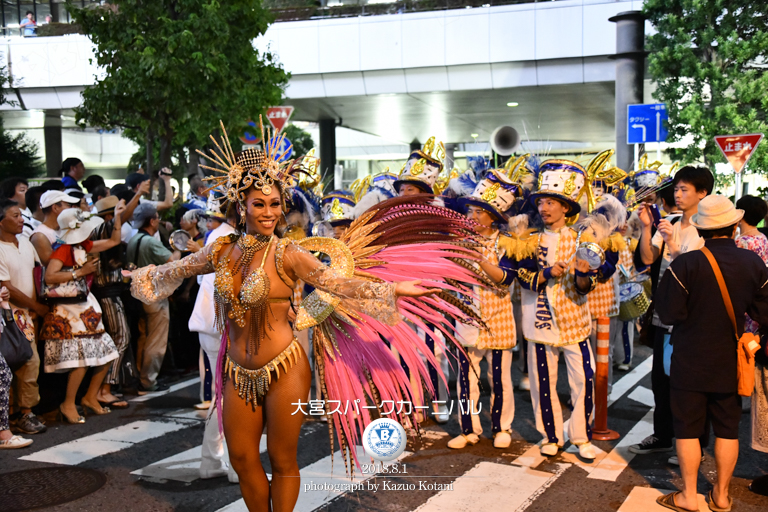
[41,241,118,373]
[737,232,768,453]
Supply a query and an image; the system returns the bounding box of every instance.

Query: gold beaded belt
[225,337,303,405]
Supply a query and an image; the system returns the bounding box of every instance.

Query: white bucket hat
[57,208,103,245]
[690,195,744,230]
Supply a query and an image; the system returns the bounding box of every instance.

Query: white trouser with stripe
[610,316,634,366]
[527,340,595,446]
[456,347,515,435]
[199,333,230,473]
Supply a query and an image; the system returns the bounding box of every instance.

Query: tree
[282,123,315,157]
[644,0,768,175]
[0,67,44,178]
[71,0,289,173]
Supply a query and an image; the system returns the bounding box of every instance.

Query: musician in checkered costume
[508,158,619,461]
[446,167,527,450]
[392,137,452,423]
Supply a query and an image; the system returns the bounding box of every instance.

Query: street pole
[735,171,742,202]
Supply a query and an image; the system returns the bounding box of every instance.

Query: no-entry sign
[266,106,294,134]
[714,133,764,173]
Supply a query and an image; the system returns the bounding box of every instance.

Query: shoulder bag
[701,246,762,397]
[0,305,32,372]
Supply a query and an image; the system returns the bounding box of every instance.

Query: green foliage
[0,67,44,179]
[644,0,768,174]
[71,0,289,168]
[282,123,315,157]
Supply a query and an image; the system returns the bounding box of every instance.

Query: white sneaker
[519,376,530,391]
[0,435,33,449]
[540,443,559,456]
[577,442,596,460]
[433,412,450,424]
[194,401,211,410]
[493,431,512,449]
[199,467,228,479]
[227,467,240,484]
[447,433,480,449]
[668,454,706,466]
[616,364,630,371]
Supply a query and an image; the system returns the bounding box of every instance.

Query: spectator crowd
[0,157,220,449]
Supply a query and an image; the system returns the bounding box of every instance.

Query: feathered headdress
[197,116,309,214]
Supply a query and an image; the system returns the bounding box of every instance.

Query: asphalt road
[3,344,768,512]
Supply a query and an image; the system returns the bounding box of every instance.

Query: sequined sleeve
[130,245,215,303]
[282,241,399,324]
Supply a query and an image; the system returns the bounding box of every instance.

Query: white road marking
[587,409,655,482]
[608,356,652,406]
[163,408,208,421]
[415,461,570,512]
[129,376,201,402]
[628,386,655,408]
[617,486,707,512]
[561,443,608,473]
[216,448,410,512]
[131,436,268,482]
[20,419,196,465]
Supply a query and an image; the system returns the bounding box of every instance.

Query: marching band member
[508,157,619,460]
[447,168,522,449]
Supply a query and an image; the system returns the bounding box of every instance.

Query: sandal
[656,491,699,512]
[707,490,733,512]
[99,399,129,409]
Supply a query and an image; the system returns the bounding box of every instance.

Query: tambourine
[575,241,605,270]
[169,229,192,251]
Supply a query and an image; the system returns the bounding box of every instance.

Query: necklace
[741,227,760,237]
[234,233,271,274]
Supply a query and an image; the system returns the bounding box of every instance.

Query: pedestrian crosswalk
[9,352,760,512]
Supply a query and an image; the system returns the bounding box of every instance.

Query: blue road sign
[270,135,293,162]
[627,103,668,144]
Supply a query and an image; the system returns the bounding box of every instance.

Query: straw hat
[57,208,103,245]
[690,195,744,230]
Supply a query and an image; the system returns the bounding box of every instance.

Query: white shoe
[199,467,228,479]
[668,454,705,466]
[493,431,512,449]
[227,467,240,483]
[447,433,480,450]
[540,443,559,456]
[519,376,530,391]
[433,413,450,424]
[194,401,211,410]
[577,442,596,460]
[0,435,33,449]
[616,364,630,371]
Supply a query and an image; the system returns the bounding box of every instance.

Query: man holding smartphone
[630,165,714,458]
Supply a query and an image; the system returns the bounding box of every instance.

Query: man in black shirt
[656,195,768,512]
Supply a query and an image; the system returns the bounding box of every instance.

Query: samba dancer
[128,120,485,511]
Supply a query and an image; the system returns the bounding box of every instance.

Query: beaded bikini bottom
[224,338,303,406]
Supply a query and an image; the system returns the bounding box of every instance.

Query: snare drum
[169,229,192,251]
[618,282,651,321]
[575,242,605,270]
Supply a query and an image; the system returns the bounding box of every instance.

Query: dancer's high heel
[58,405,85,424]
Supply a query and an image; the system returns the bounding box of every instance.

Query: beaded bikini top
[211,233,289,355]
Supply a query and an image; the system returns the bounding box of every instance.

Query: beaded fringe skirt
[225,337,303,406]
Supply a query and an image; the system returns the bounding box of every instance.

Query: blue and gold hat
[394,137,445,194]
[203,188,227,220]
[529,159,587,216]
[457,170,522,223]
[321,190,356,226]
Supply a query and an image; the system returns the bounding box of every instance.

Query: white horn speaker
[490,126,520,156]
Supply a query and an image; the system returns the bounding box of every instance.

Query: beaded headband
[197,116,308,214]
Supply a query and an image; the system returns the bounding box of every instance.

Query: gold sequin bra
[225,338,303,405]
[213,234,290,355]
